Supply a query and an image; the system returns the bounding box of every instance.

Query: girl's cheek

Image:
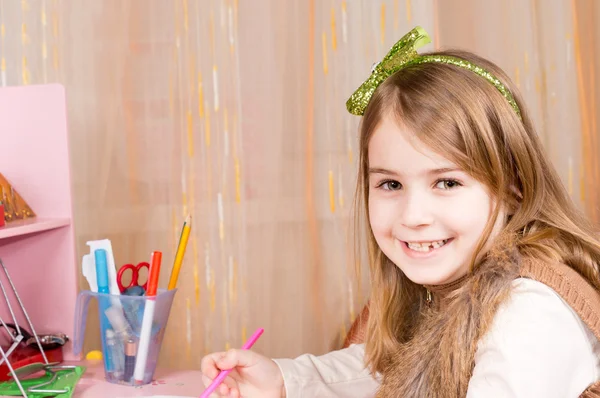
[369,200,395,229]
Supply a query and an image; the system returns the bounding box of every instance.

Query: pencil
[168,215,191,290]
[199,328,265,398]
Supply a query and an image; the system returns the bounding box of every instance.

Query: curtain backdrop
[0,0,596,369]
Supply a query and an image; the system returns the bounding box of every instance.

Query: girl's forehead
[368,117,459,172]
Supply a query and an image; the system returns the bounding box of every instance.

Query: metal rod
[0,340,21,367]
[0,264,20,334]
[0,257,48,364]
[0,344,27,396]
[0,315,18,343]
[27,365,78,394]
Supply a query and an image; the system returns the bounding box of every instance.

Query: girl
[200,26,600,397]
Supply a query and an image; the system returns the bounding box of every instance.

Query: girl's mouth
[403,238,453,254]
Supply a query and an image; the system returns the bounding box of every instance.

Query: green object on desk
[0,364,86,397]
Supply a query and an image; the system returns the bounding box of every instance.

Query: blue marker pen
[95,249,115,374]
[95,249,110,294]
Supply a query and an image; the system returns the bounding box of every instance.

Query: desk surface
[71,360,208,398]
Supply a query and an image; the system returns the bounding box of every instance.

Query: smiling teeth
[407,239,448,252]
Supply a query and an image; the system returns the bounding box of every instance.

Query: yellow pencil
[168,215,192,290]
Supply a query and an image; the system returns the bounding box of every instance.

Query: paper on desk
[116,396,195,398]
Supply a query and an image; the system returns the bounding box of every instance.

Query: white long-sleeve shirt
[274,278,600,397]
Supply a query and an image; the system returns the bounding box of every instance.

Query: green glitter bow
[346,26,522,119]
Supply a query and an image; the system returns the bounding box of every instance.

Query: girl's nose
[399,192,434,228]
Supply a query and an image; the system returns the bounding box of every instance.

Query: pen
[95,249,110,295]
[95,249,115,373]
[132,251,162,384]
[199,328,265,398]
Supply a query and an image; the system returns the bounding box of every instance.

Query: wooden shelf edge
[0,217,71,240]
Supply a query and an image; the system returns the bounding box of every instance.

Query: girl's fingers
[217,348,258,369]
[201,373,238,395]
[219,383,229,395]
[200,351,227,379]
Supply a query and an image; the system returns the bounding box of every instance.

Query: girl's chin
[398,264,467,286]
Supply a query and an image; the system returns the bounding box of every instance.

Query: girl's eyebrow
[368,167,397,175]
[368,167,462,176]
[429,167,461,175]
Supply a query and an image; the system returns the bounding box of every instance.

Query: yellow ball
[85,350,103,360]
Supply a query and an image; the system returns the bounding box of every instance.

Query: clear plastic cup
[73,289,177,385]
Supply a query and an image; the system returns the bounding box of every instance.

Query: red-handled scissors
[117,262,150,293]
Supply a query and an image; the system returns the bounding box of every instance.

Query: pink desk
[71,361,208,397]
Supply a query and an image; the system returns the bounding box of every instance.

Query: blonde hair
[355,49,600,395]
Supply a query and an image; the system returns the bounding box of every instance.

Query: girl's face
[368,116,497,286]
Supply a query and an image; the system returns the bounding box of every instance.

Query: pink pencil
[199,328,265,398]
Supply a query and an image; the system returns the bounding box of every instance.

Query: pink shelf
[0,217,71,240]
[0,84,78,360]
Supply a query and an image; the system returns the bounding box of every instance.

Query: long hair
[355,49,600,396]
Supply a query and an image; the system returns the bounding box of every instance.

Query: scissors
[117,262,150,293]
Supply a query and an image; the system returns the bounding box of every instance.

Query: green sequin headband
[346,26,522,119]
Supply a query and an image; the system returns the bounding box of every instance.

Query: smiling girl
[200,27,600,397]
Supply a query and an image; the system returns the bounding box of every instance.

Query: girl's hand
[200,349,286,398]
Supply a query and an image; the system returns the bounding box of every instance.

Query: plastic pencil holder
[73,289,177,385]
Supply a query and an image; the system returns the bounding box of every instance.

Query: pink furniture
[0,84,78,359]
[71,360,205,397]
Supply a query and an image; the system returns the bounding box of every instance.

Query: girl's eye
[435,179,462,190]
[378,180,402,191]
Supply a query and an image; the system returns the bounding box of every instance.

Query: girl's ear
[510,184,523,200]
[505,184,522,215]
